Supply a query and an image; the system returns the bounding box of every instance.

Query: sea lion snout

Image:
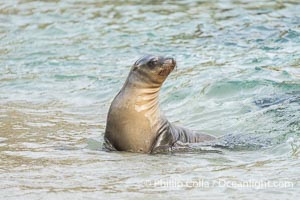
[159,57,176,76]
[163,57,176,67]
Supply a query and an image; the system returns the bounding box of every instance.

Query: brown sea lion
[104,55,215,153]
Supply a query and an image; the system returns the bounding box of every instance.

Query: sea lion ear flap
[133,57,142,71]
[132,65,139,71]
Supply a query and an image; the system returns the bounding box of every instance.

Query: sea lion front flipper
[103,136,117,151]
[150,130,174,154]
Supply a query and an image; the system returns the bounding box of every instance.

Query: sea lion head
[130,55,176,86]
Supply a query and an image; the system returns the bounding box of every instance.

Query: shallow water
[0,0,300,199]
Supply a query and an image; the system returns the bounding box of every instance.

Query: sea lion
[104,55,216,153]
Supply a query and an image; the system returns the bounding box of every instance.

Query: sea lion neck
[122,73,162,109]
[116,71,163,126]
[124,70,164,91]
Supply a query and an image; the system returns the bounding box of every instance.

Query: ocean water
[0,0,299,199]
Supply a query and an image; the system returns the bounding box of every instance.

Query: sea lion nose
[164,57,176,66]
[171,58,176,66]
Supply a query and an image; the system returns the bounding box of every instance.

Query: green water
[0,0,299,199]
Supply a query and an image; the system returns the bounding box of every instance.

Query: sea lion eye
[148,59,158,68]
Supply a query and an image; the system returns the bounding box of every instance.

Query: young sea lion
[104,55,215,153]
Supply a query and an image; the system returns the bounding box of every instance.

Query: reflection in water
[0,0,300,199]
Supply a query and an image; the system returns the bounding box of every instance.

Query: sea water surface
[0,0,300,199]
